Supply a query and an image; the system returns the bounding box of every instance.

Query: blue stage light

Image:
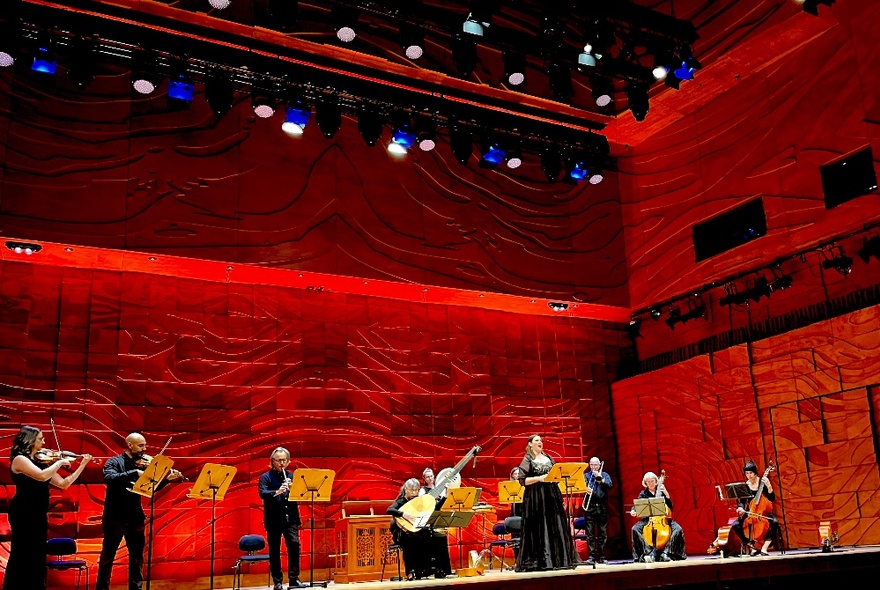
[674,61,695,81]
[568,161,588,182]
[31,46,56,75]
[481,144,505,166]
[282,104,311,136]
[388,126,416,154]
[168,75,194,103]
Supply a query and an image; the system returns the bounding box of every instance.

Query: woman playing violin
[2,425,92,590]
[629,471,687,562]
[731,461,779,556]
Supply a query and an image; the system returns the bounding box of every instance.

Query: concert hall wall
[0,255,624,585]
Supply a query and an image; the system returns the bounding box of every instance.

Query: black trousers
[583,504,609,559]
[96,518,146,590]
[731,515,779,550]
[265,521,301,584]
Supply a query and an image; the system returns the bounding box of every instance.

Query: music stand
[187,463,236,590]
[724,483,751,500]
[440,488,478,571]
[290,468,335,588]
[130,454,174,590]
[633,498,669,560]
[545,462,588,546]
[498,481,524,505]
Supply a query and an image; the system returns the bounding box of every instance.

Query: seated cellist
[730,461,779,556]
[629,471,686,562]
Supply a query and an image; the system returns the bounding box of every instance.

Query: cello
[642,470,672,552]
[740,462,776,551]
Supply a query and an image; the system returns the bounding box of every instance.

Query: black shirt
[259,469,301,527]
[102,452,169,521]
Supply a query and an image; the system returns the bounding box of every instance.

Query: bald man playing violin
[96,432,183,590]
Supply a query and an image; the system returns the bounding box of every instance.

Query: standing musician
[630,471,686,562]
[731,461,779,556]
[386,478,453,580]
[3,425,92,590]
[96,432,183,590]
[419,468,435,495]
[259,447,307,590]
[581,456,613,564]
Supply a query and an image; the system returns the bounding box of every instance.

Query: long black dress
[3,457,52,590]
[514,454,577,572]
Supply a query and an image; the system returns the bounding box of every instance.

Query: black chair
[487,516,521,570]
[232,534,271,590]
[380,543,403,581]
[46,537,89,590]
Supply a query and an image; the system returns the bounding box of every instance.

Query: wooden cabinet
[333,501,403,583]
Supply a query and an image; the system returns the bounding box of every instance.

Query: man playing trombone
[259,447,307,589]
[582,456,613,564]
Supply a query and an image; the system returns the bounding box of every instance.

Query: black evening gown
[3,457,51,590]
[514,454,577,572]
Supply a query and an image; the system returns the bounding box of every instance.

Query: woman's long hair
[11,425,40,461]
[525,434,541,459]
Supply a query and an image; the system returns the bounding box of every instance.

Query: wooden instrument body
[741,463,775,547]
[707,520,736,555]
[642,470,672,550]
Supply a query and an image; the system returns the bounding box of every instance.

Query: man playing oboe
[259,446,306,589]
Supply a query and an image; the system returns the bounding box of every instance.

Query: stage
[227,545,880,590]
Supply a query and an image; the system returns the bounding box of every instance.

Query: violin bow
[50,418,65,453]
[158,435,173,456]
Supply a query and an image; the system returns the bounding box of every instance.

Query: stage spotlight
[548,62,572,102]
[450,124,473,165]
[505,143,522,169]
[548,302,569,312]
[0,18,19,68]
[208,0,231,9]
[503,51,526,86]
[821,248,853,277]
[591,77,614,108]
[674,57,698,82]
[167,64,194,110]
[6,241,42,255]
[401,23,425,60]
[626,318,642,342]
[251,83,277,118]
[577,44,599,70]
[541,148,562,182]
[31,42,56,75]
[416,119,437,152]
[665,308,682,330]
[282,97,311,136]
[769,266,793,292]
[565,157,589,183]
[626,82,650,122]
[800,0,835,17]
[720,283,750,307]
[858,235,880,264]
[205,68,234,118]
[131,49,160,95]
[451,35,478,77]
[649,307,662,320]
[333,4,359,42]
[66,37,97,89]
[462,13,486,37]
[749,276,772,303]
[479,138,506,168]
[387,113,415,156]
[358,105,385,147]
[316,98,342,138]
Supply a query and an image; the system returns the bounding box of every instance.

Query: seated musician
[629,472,687,562]
[419,468,435,496]
[731,461,779,556]
[386,478,453,580]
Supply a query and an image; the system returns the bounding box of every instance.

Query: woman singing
[3,425,92,590]
[514,434,577,572]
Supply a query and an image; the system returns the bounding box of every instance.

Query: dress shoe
[657,553,671,562]
[289,579,308,588]
[597,557,607,564]
[274,584,284,590]
[584,557,595,565]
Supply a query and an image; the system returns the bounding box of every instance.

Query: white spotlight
[208,0,231,9]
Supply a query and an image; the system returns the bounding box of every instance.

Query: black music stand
[187,463,237,590]
[290,468,335,588]
[724,482,758,555]
[130,455,174,590]
[438,488,479,572]
[633,498,668,561]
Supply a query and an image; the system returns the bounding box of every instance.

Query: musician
[514,434,577,572]
[386,478,453,580]
[259,447,306,590]
[630,471,686,562]
[419,468,435,495]
[582,456,613,564]
[731,461,779,556]
[3,425,91,590]
[97,432,182,590]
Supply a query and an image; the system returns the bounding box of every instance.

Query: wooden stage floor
[229,545,880,590]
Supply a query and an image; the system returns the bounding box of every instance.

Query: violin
[134,453,186,481]
[641,469,672,551]
[34,449,100,466]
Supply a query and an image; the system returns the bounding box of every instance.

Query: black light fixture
[541,148,562,182]
[626,318,642,342]
[719,283,750,307]
[800,0,835,16]
[591,76,614,108]
[387,111,415,156]
[502,50,526,86]
[821,246,853,277]
[416,117,437,152]
[205,67,235,118]
[665,308,682,330]
[6,241,43,255]
[548,302,569,312]
[357,104,385,147]
[769,266,793,292]
[166,60,195,111]
[131,48,161,95]
[401,23,425,60]
[30,33,57,76]
[333,4,359,43]
[857,235,880,264]
[449,122,473,165]
[649,307,662,320]
[451,35,478,78]
[251,81,277,119]
[281,93,311,136]
[626,81,650,122]
[0,15,19,68]
[208,0,231,10]
[547,62,573,102]
[66,36,98,89]
[504,139,523,170]
[479,135,506,169]
[316,97,342,138]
